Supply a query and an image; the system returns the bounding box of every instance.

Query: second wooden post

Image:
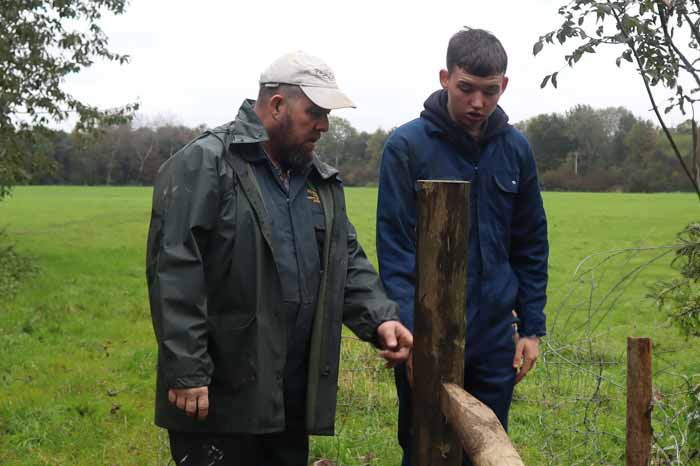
[626,337,653,466]
[413,180,470,466]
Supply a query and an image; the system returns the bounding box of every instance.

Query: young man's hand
[513,336,540,384]
[376,321,413,368]
[168,386,209,420]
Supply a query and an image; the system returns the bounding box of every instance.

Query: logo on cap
[310,67,335,83]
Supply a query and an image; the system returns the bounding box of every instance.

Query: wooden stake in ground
[413,180,470,466]
[626,337,653,466]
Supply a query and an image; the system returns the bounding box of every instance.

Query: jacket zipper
[287,195,304,303]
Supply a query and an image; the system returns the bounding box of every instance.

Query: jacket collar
[222,99,269,144]
[311,157,339,181]
[220,99,269,164]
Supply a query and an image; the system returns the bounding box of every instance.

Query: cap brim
[300,86,356,110]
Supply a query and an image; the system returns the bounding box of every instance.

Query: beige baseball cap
[259,51,356,110]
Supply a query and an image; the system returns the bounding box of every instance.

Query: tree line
[19,116,391,187]
[519,105,691,192]
[15,106,694,191]
[25,121,203,186]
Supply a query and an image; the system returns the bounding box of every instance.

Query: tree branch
[608,1,700,201]
[693,111,700,192]
[682,10,700,50]
[657,1,700,89]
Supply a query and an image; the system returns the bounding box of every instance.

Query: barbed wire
[519,244,699,465]
[311,243,700,465]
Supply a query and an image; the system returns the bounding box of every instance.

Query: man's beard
[282,146,313,170]
[276,113,314,171]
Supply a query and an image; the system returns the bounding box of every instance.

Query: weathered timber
[312,460,334,466]
[440,383,525,466]
[413,180,469,466]
[626,337,652,466]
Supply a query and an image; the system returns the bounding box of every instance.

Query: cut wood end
[312,460,334,466]
[441,383,525,466]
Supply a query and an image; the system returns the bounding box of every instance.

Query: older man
[146,51,412,466]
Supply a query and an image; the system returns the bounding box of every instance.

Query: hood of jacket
[420,89,511,161]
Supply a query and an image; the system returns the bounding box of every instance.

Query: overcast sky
[63,0,673,132]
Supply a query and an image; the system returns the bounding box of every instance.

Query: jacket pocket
[490,171,520,221]
[493,172,520,194]
[207,313,257,391]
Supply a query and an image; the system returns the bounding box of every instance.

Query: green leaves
[533,40,544,56]
[654,222,700,338]
[534,0,700,201]
[0,0,135,200]
[540,72,559,89]
[616,49,634,67]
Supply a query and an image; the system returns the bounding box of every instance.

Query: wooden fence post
[413,180,470,466]
[626,337,653,466]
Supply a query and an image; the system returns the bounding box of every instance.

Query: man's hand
[168,386,209,420]
[513,336,540,384]
[376,321,413,368]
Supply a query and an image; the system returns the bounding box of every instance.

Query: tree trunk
[105,151,114,186]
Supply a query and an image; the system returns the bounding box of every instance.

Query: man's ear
[501,76,509,94]
[439,69,449,89]
[269,94,285,120]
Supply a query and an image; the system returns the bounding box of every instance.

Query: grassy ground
[0,186,698,465]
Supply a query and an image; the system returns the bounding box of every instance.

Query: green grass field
[1,186,699,465]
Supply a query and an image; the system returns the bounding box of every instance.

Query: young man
[376,29,548,465]
[146,51,412,466]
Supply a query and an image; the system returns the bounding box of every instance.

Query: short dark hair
[446,28,508,77]
[257,83,305,103]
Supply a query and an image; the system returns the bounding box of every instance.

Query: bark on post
[440,383,525,466]
[413,180,470,466]
[626,337,653,466]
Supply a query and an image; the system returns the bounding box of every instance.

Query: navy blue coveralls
[376,90,548,466]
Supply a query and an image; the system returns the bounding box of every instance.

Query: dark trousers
[168,429,309,466]
[395,349,516,466]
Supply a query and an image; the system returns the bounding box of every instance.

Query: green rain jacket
[146,100,399,435]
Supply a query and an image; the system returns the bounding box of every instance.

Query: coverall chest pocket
[491,171,520,220]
